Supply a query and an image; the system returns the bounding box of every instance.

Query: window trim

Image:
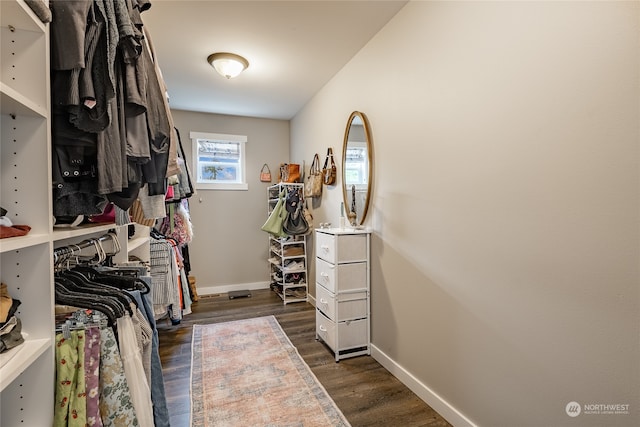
[190,131,248,191]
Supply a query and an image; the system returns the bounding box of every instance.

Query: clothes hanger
[105,232,121,256]
[61,270,134,316]
[72,266,150,295]
[54,277,119,326]
[57,273,129,316]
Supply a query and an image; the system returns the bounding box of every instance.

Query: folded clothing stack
[0,207,31,239]
[0,283,25,355]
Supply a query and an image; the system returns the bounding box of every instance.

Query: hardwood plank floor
[157,289,452,427]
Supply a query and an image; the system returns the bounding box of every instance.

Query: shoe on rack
[284,260,304,271]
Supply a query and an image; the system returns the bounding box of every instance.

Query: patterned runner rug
[190,316,351,427]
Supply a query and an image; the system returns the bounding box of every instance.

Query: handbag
[260,163,272,182]
[279,163,301,183]
[322,148,337,185]
[302,198,313,233]
[130,199,156,227]
[304,153,323,198]
[261,190,288,237]
[88,203,116,223]
[285,187,301,214]
[283,191,309,236]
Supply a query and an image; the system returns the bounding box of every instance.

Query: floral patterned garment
[54,330,87,426]
[98,327,139,427]
[84,327,103,427]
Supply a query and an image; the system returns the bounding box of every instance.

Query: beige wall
[171,109,289,294]
[291,1,639,426]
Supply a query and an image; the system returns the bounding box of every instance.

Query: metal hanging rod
[53,232,120,265]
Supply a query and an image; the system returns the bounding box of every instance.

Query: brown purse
[260,163,272,182]
[304,153,323,197]
[322,148,336,185]
[130,199,156,227]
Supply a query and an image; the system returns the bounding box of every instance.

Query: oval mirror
[342,111,373,226]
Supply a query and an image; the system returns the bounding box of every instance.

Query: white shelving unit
[269,235,308,304]
[267,183,308,304]
[0,2,151,425]
[1,2,54,424]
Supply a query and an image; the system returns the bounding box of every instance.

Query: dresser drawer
[315,257,366,293]
[315,231,368,264]
[316,284,367,322]
[316,309,336,349]
[316,310,368,351]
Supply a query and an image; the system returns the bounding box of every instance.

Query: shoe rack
[267,183,308,304]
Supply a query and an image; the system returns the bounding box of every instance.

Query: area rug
[190,316,351,427]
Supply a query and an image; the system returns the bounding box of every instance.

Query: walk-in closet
[4,1,635,426]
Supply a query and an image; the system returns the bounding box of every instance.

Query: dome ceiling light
[207,52,249,79]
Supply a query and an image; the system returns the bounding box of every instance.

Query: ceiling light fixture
[207,52,249,79]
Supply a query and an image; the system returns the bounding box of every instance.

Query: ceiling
[141,1,408,120]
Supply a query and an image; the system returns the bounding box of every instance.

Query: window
[190,131,248,190]
[344,144,369,189]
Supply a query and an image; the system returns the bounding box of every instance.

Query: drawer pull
[320,245,329,252]
[319,325,327,332]
[319,298,328,304]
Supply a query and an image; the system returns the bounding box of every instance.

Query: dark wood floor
[157,289,452,427]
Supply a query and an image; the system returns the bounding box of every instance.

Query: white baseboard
[307,294,316,307]
[197,283,318,307]
[197,281,270,296]
[370,344,477,427]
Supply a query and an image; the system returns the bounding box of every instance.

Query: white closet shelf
[0,0,45,33]
[0,337,50,392]
[128,235,148,252]
[0,83,47,118]
[2,0,60,422]
[53,223,117,242]
[0,233,50,253]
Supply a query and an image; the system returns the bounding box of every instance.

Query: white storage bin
[316,284,367,322]
[316,310,368,352]
[316,231,368,264]
[315,257,366,293]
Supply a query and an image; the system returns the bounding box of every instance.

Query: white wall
[171,109,289,294]
[291,2,640,426]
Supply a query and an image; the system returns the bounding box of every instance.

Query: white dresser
[315,227,371,361]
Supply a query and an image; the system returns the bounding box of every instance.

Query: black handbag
[283,189,309,235]
[285,187,301,214]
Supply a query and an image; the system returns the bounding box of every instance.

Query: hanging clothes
[130,289,170,427]
[53,235,170,427]
[54,330,87,426]
[116,311,154,427]
[158,199,192,247]
[84,326,103,427]
[98,326,139,427]
[50,0,178,217]
[149,237,182,322]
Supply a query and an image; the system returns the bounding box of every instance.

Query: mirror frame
[342,111,373,226]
